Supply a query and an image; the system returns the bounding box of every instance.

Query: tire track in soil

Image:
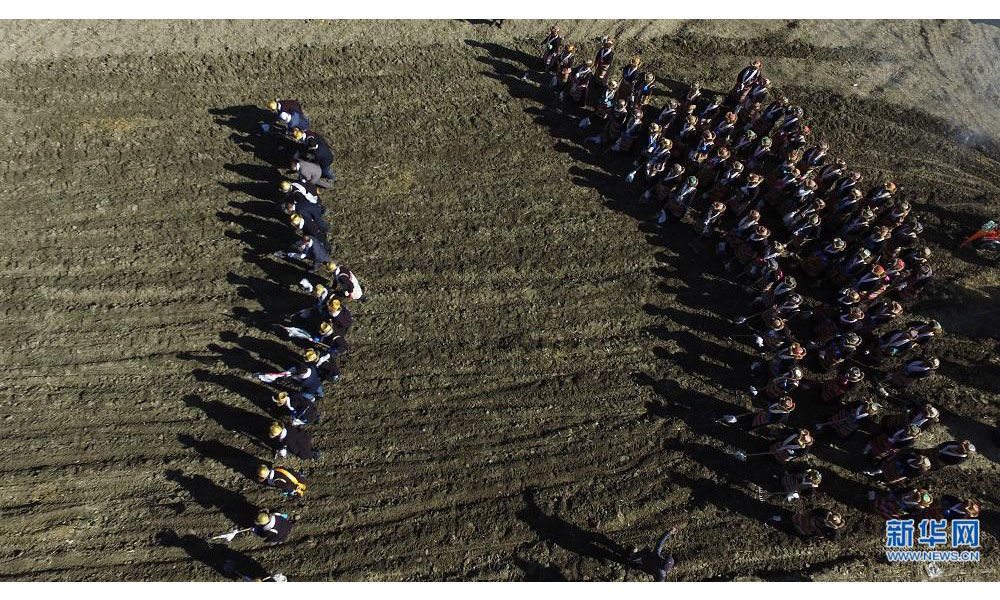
[0,21,997,581]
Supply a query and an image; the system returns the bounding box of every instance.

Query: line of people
[524,26,979,547]
[252,99,367,548]
[201,99,366,574]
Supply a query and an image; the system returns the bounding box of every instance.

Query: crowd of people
[186,32,984,580]
[523,25,979,550]
[199,99,365,579]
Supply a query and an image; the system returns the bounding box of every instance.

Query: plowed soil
[0,19,998,581]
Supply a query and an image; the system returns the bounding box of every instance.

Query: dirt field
[0,19,998,581]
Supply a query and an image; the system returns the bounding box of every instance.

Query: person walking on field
[257,464,309,499]
[628,527,677,581]
[267,422,321,460]
[253,511,293,546]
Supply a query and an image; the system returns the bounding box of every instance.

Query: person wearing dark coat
[628,527,677,581]
[322,298,353,335]
[268,422,320,460]
[329,264,363,300]
[290,362,324,398]
[272,391,320,426]
[282,180,319,203]
[257,465,309,498]
[285,235,330,267]
[290,213,329,247]
[282,198,325,227]
[253,512,293,545]
[735,60,763,93]
[308,137,335,179]
[260,351,325,398]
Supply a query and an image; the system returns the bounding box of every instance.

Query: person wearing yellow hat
[285,212,330,249]
[322,297,353,335]
[272,390,320,426]
[280,195,325,233]
[252,510,294,545]
[267,420,320,460]
[261,98,306,135]
[257,464,309,498]
[279,179,319,204]
[291,128,335,180]
[256,348,325,399]
[283,199,328,246]
[300,328,347,381]
[288,283,330,322]
[266,98,303,116]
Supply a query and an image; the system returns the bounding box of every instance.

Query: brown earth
[0,19,998,581]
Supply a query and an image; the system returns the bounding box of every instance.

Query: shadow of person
[516,488,631,566]
[649,329,754,391]
[217,332,298,367]
[228,305,293,338]
[810,466,880,513]
[669,466,785,529]
[209,104,272,135]
[183,394,273,451]
[165,469,257,526]
[228,199,278,220]
[155,529,268,580]
[939,406,1000,465]
[463,38,537,70]
[225,272,302,317]
[512,556,568,581]
[178,342,263,373]
[224,162,281,183]
[177,434,262,480]
[220,179,277,203]
[939,355,1000,395]
[238,248,314,288]
[216,206,290,242]
[189,369,274,415]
